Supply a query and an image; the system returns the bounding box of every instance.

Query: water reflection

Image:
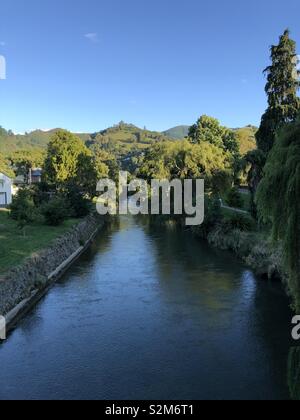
[0,216,293,400]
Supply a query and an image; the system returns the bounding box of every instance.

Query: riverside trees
[256,118,300,312]
[248,30,300,216]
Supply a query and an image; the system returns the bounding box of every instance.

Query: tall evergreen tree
[256,29,300,154]
[247,30,299,217]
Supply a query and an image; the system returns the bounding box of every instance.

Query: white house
[0,172,12,207]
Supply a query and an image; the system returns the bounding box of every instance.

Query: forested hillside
[0,122,257,159]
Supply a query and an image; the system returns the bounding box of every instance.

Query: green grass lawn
[0,210,80,275]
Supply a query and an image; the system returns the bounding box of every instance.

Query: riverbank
[0,209,80,275]
[0,214,292,400]
[0,212,106,330]
[205,225,285,280]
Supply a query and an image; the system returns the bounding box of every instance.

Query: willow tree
[256,118,300,311]
[256,29,300,154]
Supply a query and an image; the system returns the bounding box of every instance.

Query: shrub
[226,187,243,208]
[10,189,37,232]
[41,197,69,226]
[193,197,222,238]
[222,212,255,232]
[65,186,91,218]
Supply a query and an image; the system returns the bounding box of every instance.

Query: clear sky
[0,0,299,133]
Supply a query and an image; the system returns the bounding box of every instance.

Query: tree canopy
[138,140,233,194]
[256,30,300,154]
[188,115,240,155]
[256,118,300,311]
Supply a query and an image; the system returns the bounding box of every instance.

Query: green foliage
[256,118,300,310]
[226,187,243,208]
[41,197,69,226]
[235,126,257,156]
[65,186,91,218]
[44,130,91,185]
[9,149,45,181]
[10,189,37,232]
[43,130,102,197]
[245,149,267,217]
[0,152,15,177]
[0,210,80,274]
[188,115,242,184]
[256,30,300,154]
[138,140,233,189]
[222,213,255,233]
[189,115,239,154]
[193,196,222,238]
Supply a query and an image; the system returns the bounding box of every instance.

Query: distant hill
[0,127,93,156]
[90,122,171,146]
[163,125,190,140]
[0,122,257,158]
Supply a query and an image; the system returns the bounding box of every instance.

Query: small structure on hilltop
[0,172,13,207]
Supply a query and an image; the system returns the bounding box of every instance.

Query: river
[0,216,293,400]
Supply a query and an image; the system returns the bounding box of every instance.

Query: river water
[0,216,293,400]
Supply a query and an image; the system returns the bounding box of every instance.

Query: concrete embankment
[0,213,107,331]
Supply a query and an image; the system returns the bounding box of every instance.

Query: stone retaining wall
[0,213,106,316]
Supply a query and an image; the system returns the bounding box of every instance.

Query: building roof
[31,169,42,177]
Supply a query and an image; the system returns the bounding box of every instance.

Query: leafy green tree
[10,189,36,235]
[189,115,241,183]
[91,145,118,180]
[256,118,300,311]
[138,140,233,192]
[256,30,300,154]
[43,130,104,197]
[189,115,239,154]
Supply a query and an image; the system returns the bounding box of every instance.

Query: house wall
[0,173,12,206]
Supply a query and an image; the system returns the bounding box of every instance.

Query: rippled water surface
[0,217,293,400]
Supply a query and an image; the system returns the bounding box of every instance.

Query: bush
[226,187,243,208]
[193,197,222,238]
[10,189,37,231]
[41,197,69,226]
[65,186,91,218]
[222,213,255,232]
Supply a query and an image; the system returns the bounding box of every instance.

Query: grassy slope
[0,210,80,275]
[163,125,190,139]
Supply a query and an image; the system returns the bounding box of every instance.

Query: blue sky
[0,0,299,133]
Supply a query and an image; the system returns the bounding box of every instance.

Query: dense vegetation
[1,26,300,400]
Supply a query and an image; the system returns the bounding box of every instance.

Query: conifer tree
[256,29,300,154]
